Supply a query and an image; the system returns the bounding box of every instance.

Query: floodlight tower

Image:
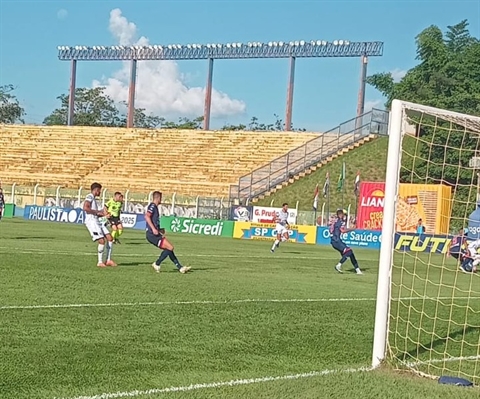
[57,40,383,130]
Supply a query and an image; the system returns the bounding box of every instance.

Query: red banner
[356,182,385,231]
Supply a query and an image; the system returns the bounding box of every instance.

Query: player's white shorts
[275,224,289,236]
[85,219,110,241]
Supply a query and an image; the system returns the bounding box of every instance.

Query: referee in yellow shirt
[105,192,124,244]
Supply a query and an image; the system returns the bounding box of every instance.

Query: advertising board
[23,206,145,229]
[161,216,234,237]
[252,206,297,224]
[233,222,316,244]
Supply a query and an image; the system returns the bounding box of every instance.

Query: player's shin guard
[272,239,280,250]
[106,241,113,261]
[107,241,113,261]
[168,251,182,269]
[98,244,105,263]
[156,250,171,266]
[349,252,360,270]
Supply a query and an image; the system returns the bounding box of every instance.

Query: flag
[323,172,330,198]
[313,184,319,211]
[354,171,360,196]
[337,162,346,192]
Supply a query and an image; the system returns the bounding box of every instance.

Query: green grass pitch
[0,219,479,399]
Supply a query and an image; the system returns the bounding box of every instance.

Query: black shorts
[146,231,165,248]
[108,216,122,226]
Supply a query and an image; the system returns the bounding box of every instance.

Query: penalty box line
[53,366,373,399]
[2,296,479,311]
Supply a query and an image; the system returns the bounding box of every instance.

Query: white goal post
[372,99,480,379]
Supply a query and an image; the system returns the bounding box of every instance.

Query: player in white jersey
[271,203,290,253]
[83,182,116,268]
[467,238,480,270]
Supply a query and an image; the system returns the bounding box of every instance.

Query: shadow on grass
[118,263,218,272]
[397,325,478,361]
[14,236,55,240]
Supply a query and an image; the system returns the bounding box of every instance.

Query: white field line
[2,296,479,311]
[53,366,373,399]
[0,246,328,259]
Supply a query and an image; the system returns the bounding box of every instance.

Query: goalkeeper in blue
[330,208,362,275]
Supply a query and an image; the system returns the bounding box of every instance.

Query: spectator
[416,219,426,243]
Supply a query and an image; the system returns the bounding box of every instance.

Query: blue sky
[0,0,479,131]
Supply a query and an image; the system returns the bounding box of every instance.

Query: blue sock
[169,251,182,269]
[156,250,171,266]
[349,252,359,269]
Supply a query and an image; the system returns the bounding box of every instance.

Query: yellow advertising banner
[233,222,317,244]
[396,184,452,235]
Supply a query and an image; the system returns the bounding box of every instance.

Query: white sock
[106,241,113,261]
[473,259,480,267]
[272,239,280,250]
[97,244,105,264]
[281,236,288,242]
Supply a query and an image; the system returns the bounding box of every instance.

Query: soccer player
[271,203,290,253]
[466,237,480,271]
[447,228,475,273]
[330,208,362,274]
[145,191,191,274]
[83,183,116,268]
[0,188,4,221]
[106,192,124,244]
[448,228,468,261]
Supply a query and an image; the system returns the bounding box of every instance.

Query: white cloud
[93,8,246,119]
[391,68,407,83]
[364,99,382,112]
[57,9,68,20]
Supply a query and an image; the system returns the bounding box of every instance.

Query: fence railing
[3,181,356,226]
[229,108,389,201]
[1,183,232,220]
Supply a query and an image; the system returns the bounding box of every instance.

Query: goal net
[373,100,480,383]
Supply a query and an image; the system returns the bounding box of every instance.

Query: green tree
[170,116,204,130]
[0,85,25,124]
[44,87,124,126]
[224,114,306,132]
[117,102,167,129]
[367,20,480,229]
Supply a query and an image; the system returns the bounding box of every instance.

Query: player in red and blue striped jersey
[448,228,478,273]
[448,228,468,261]
[145,191,191,274]
[330,208,362,275]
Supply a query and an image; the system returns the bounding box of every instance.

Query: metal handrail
[230,108,389,201]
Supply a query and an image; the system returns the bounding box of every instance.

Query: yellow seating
[0,125,322,197]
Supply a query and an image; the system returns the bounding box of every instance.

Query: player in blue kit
[447,227,478,273]
[145,191,191,274]
[448,228,468,261]
[330,208,362,275]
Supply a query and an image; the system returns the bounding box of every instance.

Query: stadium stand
[0,125,324,197]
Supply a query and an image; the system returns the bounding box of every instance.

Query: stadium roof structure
[57,39,384,130]
[57,40,384,61]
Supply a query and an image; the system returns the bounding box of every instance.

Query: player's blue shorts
[331,240,351,255]
[146,231,165,248]
[449,245,464,260]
